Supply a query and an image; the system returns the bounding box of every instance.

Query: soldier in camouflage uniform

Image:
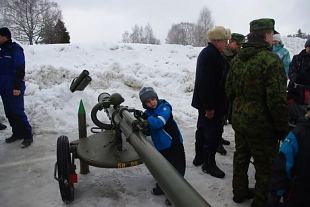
[224,33,245,65]
[226,18,288,207]
[217,33,246,156]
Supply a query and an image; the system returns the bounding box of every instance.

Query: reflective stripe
[158,116,166,125]
[163,130,173,140]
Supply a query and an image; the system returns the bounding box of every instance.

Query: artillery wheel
[57,136,75,203]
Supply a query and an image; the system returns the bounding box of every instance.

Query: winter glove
[132,119,149,135]
[140,120,150,135]
[134,110,146,119]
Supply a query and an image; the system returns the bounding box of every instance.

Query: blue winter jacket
[272,43,291,78]
[144,99,183,151]
[0,40,25,89]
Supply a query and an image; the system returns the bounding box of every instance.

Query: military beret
[231,33,245,44]
[250,18,275,32]
[208,26,231,41]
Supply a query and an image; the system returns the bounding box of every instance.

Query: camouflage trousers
[233,131,278,207]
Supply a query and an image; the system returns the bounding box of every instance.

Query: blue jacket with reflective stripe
[144,99,183,151]
[270,120,310,206]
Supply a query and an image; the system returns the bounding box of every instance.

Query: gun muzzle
[70,70,92,92]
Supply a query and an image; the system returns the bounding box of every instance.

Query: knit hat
[305,39,310,48]
[273,33,282,43]
[231,33,245,44]
[208,26,231,41]
[0,27,11,39]
[139,87,158,103]
[250,18,275,32]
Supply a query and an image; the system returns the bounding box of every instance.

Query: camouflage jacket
[226,42,288,138]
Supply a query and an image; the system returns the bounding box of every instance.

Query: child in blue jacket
[268,106,310,207]
[139,87,186,201]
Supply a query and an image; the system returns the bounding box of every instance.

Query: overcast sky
[53,0,310,44]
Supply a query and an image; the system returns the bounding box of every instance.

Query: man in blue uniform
[0,27,33,148]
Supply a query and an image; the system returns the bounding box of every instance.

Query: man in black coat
[191,26,231,178]
[287,39,310,125]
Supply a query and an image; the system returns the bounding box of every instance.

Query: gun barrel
[108,106,211,207]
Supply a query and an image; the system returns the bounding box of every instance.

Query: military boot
[202,151,225,178]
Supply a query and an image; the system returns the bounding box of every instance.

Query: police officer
[226,19,288,206]
[0,27,33,148]
[192,26,231,178]
[287,38,310,126]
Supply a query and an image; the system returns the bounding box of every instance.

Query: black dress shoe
[192,156,203,166]
[0,123,7,130]
[221,138,230,145]
[5,136,23,143]
[21,139,33,148]
[216,145,227,155]
[202,164,225,178]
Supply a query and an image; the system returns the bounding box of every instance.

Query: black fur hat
[0,27,11,39]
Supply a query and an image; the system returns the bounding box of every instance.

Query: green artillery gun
[54,70,211,207]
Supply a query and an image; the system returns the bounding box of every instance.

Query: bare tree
[144,23,160,44]
[130,25,143,43]
[122,24,160,44]
[166,6,213,46]
[122,31,130,43]
[0,0,61,45]
[166,22,196,45]
[195,7,214,46]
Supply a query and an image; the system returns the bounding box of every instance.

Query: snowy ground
[0,37,307,207]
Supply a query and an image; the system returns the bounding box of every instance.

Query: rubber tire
[57,136,74,203]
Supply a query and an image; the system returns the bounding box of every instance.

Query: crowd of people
[191,18,309,207]
[1,17,309,206]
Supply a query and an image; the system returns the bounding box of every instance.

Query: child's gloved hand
[132,119,149,135]
[134,109,146,119]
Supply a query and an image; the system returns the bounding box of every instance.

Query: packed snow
[0,37,307,207]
